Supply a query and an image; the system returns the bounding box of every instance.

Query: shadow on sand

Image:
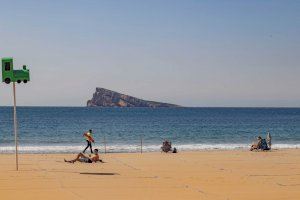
[80,172,119,176]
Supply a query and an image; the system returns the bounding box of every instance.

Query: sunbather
[64,149,103,163]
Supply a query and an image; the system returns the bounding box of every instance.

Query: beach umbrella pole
[140,135,143,154]
[13,82,19,171]
[104,134,107,154]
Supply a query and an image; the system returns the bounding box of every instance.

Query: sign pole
[13,82,18,171]
[1,58,30,171]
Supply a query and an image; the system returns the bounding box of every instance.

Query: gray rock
[87,88,180,108]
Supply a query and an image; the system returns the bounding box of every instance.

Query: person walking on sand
[83,129,95,154]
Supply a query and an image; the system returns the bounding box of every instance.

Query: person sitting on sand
[172,147,178,153]
[250,136,262,151]
[250,136,270,151]
[259,137,270,150]
[64,149,103,163]
[161,140,172,153]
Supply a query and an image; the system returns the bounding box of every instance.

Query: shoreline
[0,147,299,155]
[1,143,299,154]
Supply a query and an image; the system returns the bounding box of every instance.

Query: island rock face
[87,88,179,108]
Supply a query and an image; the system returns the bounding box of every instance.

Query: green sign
[2,57,30,84]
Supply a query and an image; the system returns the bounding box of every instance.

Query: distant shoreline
[0,148,299,155]
[0,143,299,154]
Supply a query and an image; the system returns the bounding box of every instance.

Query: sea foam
[0,143,299,153]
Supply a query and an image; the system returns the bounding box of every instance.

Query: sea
[0,107,299,153]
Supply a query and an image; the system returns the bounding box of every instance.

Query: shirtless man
[250,136,262,151]
[64,149,103,163]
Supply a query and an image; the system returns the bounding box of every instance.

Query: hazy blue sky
[0,0,299,107]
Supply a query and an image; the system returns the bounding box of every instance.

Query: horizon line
[0,106,299,109]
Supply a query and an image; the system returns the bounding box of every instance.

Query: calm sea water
[0,107,300,153]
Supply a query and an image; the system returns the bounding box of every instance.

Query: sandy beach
[0,149,299,200]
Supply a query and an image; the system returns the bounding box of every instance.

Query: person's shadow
[80,172,119,175]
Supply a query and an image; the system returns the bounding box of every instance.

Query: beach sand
[0,149,299,200]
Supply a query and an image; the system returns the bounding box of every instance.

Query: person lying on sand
[64,149,103,163]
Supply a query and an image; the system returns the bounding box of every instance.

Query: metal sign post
[13,82,18,170]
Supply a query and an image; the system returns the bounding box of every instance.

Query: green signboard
[2,57,30,84]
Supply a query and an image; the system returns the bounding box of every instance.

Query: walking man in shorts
[83,129,95,154]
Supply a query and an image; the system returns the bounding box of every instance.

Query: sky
[0,0,299,107]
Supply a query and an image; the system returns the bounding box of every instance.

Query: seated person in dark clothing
[172,147,178,153]
[259,138,270,150]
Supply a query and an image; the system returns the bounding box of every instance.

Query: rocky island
[87,88,180,108]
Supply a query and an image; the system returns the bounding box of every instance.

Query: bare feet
[64,159,74,163]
